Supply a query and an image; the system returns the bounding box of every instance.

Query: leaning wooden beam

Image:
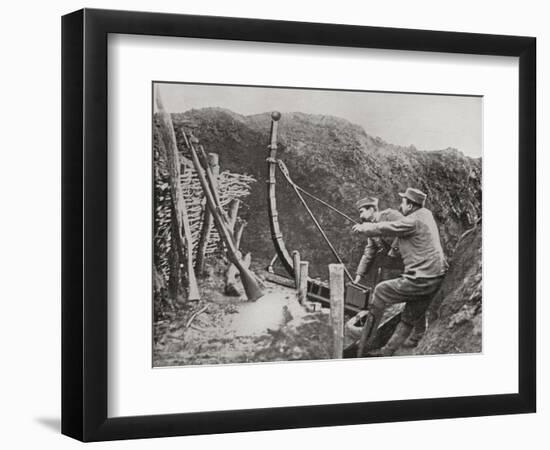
[155,89,200,302]
[195,152,219,276]
[225,251,252,296]
[184,133,264,301]
[224,219,249,296]
[194,140,229,225]
[329,264,345,358]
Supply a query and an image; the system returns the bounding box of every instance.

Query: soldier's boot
[403,329,423,348]
[357,304,384,358]
[368,321,413,357]
[403,321,426,348]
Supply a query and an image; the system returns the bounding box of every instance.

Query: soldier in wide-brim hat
[352,187,448,357]
[398,187,427,207]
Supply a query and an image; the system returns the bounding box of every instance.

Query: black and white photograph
[152,82,482,367]
[0,0,544,446]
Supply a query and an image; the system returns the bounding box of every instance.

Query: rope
[276,160,354,282]
[276,161,357,224]
[296,187,358,225]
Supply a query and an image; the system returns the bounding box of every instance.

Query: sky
[156,82,482,158]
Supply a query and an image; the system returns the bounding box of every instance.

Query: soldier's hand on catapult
[352,223,369,234]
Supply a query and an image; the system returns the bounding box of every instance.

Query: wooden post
[155,88,200,302]
[196,142,228,223]
[195,152,219,275]
[234,220,246,249]
[224,219,249,296]
[292,251,301,289]
[298,261,309,305]
[227,199,241,234]
[168,212,181,302]
[329,264,345,359]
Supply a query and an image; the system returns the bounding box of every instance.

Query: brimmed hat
[355,196,379,210]
[399,188,427,206]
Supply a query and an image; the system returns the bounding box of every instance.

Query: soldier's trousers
[370,275,444,325]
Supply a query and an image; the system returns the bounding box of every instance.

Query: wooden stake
[329,264,345,359]
[234,220,246,249]
[155,88,200,302]
[195,152,219,275]
[168,212,181,302]
[196,142,228,224]
[227,199,241,234]
[292,251,301,289]
[225,219,248,296]
[298,261,309,305]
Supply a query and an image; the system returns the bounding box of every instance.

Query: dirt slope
[414,223,482,355]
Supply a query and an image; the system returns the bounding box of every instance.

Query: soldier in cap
[353,196,403,285]
[352,187,448,357]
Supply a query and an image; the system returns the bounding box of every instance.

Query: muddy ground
[153,270,336,367]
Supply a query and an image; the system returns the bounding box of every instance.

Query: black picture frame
[61,8,536,442]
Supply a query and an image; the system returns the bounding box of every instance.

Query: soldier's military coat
[356,208,403,280]
[355,206,448,324]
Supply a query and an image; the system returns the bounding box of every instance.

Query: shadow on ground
[35,417,60,433]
